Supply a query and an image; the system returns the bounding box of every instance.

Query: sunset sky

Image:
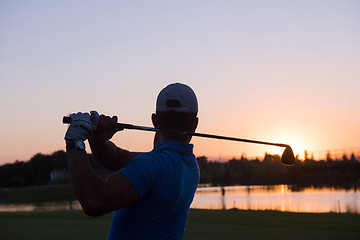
[1,0,359,165]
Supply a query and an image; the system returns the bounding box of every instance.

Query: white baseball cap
[156,83,198,114]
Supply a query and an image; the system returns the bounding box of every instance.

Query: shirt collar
[153,141,194,155]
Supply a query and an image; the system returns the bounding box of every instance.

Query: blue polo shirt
[107,141,199,240]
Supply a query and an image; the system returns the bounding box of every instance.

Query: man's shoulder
[131,151,163,166]
[130,147,175,169]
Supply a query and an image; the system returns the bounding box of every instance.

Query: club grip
[62,115,134,130]
[63,116,71,124]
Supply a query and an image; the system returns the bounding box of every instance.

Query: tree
[264,152,272,163]
[11,176,25,187]
[51,150,67,170]
[29,153,52,185]
[304,150,309,161]
[197,156,208,168]
[326,151,333,162]
[350,153,357,162]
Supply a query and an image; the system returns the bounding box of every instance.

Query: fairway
[1,209,359,240]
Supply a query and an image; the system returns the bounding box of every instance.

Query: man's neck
[153,133,191,147]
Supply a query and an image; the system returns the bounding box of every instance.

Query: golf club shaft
[119,123,288,148]
[63,116,288,148]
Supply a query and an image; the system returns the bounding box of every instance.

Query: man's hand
[90,114,124,143]
[65,111,98,141]
[88,112,140,170]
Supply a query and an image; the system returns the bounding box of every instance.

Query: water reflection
[0,185,359,213]
[0,201,81,212]
[191,185,360,214]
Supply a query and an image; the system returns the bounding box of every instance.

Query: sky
[1,0,359,165]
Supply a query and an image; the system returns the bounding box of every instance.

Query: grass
[0,210,111,239]
[186,209,360,240]
[1,209,359,240]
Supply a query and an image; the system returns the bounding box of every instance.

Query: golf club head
[281,146,295,166]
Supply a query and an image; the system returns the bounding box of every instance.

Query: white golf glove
[64,111,99,141]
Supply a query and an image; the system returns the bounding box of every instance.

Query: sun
[264,131,308,159]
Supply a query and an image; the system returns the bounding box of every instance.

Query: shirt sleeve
[119,152,162,198]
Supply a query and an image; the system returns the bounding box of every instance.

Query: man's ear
[151,113,158,128]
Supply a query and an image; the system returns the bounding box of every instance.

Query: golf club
[63,116,295,166]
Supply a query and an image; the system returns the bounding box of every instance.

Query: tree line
[0,151,107,187]
[198,153,359,187]
[0,151,359,188]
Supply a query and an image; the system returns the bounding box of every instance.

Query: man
[64,83,199,239]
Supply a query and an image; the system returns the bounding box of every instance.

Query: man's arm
[89,139,141,170]
[66,146,140,216]
[89,114,142,170]
[63,112,141,216]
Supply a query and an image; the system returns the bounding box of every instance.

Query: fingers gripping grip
[62,116,133,130]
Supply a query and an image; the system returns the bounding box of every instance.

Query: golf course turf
[1,209,359,240]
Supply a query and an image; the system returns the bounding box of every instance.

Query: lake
[191,185,360,213]
[0,185,359,213]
